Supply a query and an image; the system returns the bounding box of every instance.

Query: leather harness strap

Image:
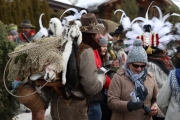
[35,80,63,96]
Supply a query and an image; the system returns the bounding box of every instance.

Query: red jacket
[19,30,35,42]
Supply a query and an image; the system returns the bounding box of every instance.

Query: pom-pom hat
[126,40,148,64]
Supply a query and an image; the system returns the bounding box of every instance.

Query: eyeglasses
[132,63,146,69]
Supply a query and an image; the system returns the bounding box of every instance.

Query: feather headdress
[121,1,180,54]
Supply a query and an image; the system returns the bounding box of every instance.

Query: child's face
[7,34,13,41]
[100,44,107,55]
[113,34,121,41]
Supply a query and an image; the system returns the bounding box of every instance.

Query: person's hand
[149,105,158,116]
[127,100,143,112]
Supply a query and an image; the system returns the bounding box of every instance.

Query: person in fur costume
[50,13,106,120]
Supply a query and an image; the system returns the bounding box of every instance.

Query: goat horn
[79,10,87,15]
[114,9,127,24]
[131,17,146,26]
[60,8,78,20]
[152,6,162,20]
[145,1,154,20]
[162,13,170,22]
[78,10,87,19]
[171,13,180,17]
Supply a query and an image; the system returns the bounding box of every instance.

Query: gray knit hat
[98,36,108,46]
[10,30,18,36]
[126,40,147,63]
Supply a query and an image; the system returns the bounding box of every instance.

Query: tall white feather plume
[124,39,134,45]
[171,35,180,41]
[158,26,171,38]
[142,20,153,28]
[122,17,131,31]
[164,21,172,29]
[152,17,164,33]
[131,23,143,34]
[123,1,179,53]
[157,43,165,50]
[126,31,139,39]
[159,35,172,45]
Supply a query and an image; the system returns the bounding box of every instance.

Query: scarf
[125,65,148,101]
[93,50,102,69]
[170,69,180,109]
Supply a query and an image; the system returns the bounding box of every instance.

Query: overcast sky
[172,0,180,9]
[53,0,72,5]
[75,0,109,9]
[53,0,180,10]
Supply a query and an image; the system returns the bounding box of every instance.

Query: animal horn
[114,9,127,24]
[171,13,180,17]
[152,6,162,20]
[39,13,44,29]
[131,17,146,26]
[79,10,87,15]
[145,1,154,20]
[78,9,87,19]
[60,8,79,20]
[162,13,170,22]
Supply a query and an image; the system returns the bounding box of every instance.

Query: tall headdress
[118,1,180,54]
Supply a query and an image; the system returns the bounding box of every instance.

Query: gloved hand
[127,100,144,112]
[143,104,151,115]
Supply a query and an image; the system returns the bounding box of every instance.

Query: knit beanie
[10,30,18,36]
[126,40,147,63]
[7,24,18,32]
[98,36,108,46]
